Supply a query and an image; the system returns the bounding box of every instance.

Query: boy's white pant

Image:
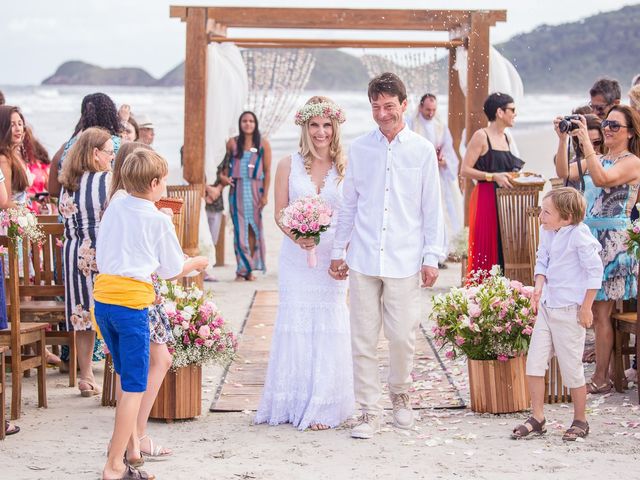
[349,269,421,415]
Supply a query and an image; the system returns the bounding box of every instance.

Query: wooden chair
[167,184,205,288]
[4,223,77,387]
[36,214,60,224]
[0,238,48,419]
[0,346,6,440]
[496,184,544,286]
[612,311,639,401]
[526,207,542,284]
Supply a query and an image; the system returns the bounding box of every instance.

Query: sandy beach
[2,126,639,480]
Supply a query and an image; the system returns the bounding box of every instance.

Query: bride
[255,96,354,430]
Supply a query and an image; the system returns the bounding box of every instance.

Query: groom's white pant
[349,269,421,415]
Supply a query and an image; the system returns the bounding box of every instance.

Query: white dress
[255,152,354,430]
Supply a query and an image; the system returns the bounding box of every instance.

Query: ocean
[1,85,588,184]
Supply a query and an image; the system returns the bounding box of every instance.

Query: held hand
[421,265,439,288]
[259,195,268,209]
[191,256,210,272]
[329,259,349,280]
[493,172,513,188]
[219,174,234,187]
[569,115,590,147]
[553,116,568,140]
[578,307,593,329]
[295,236,316,251]
[205,185,222,202]
[531,288,542,314]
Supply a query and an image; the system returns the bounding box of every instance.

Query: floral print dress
[60,171,111,332]
[584,154,639,301]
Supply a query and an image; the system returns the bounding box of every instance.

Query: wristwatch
[485,173,494,182]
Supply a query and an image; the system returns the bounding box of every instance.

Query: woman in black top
[461,93,524,277]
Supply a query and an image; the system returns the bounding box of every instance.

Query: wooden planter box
[468,356,529,414]
[149,365,202,421]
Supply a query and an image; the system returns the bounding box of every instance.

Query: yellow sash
[91,274,155,339]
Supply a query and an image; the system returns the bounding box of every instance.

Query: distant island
[42,5,640,93]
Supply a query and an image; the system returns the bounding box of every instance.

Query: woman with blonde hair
[255,96,354,431]
[59,126,113,397]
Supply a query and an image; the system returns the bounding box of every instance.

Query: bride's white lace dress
[255,152,354,430]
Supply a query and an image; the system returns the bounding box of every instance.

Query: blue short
[95,301,150,393]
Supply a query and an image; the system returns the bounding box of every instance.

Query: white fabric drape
[205,42,248,183]
[454,46,524,103]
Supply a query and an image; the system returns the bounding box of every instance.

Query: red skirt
[467,182,501,278]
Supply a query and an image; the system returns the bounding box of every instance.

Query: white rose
[181,311,192,321]
[17,216,28,228]
[173,326,183,337]
[183,305,195,315]
[27,214,37,226]
[159,284,169,295]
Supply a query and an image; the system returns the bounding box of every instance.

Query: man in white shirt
[408,94,463,261]
[330,72,446,439]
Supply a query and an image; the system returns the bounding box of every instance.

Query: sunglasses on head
[601,119,629,132]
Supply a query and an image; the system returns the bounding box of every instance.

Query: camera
[559,115,581,133]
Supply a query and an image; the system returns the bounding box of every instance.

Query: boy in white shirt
[512,187,603,441]
[94,148,208,480]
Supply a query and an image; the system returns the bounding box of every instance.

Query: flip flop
[5,420,20,436]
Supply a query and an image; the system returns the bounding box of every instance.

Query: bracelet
[584,151,597,159]
[485,173,494,182]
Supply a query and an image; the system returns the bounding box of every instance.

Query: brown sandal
[511,416,546,439]
[586,380,611,394]
[562,420,589,441]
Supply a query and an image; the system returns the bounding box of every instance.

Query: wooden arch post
[171,5,506,255]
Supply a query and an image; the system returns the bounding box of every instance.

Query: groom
[329,72,446,439]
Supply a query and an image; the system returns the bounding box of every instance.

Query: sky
[2,0,638,85]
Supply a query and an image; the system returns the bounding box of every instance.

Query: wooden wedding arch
[170,5,507,253]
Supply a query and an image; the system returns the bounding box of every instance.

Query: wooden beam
[171,6,506,31]
[463,12,491,226]
[447,47,465,180]
[182,7,208,185]
[170,5,187,21]
[211,37,465,49]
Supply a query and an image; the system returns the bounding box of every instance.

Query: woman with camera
[555,105,640,394]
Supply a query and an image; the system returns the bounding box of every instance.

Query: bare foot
[309,423,331,431]
[234,275,246,282]
[246,274,257,281]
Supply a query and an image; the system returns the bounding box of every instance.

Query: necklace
[604,150,631,163]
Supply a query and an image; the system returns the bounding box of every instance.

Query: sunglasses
[589,101,610,113]
[601,120,630,132]
[502,106,516,114]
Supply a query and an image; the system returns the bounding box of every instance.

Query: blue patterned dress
[584,155,639,301]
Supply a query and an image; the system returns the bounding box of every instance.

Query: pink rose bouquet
[159,280,237,369]
[279,194,333,267]
[430,266,536,361]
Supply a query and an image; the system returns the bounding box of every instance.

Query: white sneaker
[350,413,381,439]
[390,392,414,429]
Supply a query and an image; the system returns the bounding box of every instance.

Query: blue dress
[583,155,639,301]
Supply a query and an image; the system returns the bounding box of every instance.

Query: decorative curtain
[241,49,315,137]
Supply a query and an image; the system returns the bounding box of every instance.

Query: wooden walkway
[211,291,464,412]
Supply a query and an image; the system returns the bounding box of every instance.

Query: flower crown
[294,102,346,126]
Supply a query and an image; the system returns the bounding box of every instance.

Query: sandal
[511,416,546,439]
[309,423,331,431]
[78,378,101,397]
[139,435,172,459]
[586,379,612,394]
[562,420,589,441]
[5,420,20,436]
[104,465,155,480]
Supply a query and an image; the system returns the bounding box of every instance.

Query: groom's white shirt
[331,125,446,278]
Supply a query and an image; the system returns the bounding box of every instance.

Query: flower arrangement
[279,194,333,267]
[294,101,346,126]
[430,266,536,361]
[0,204,44,245]
[626,211,640,258]
[159,280,237,370]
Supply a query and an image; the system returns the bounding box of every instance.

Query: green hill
[42,61,157,86]
[496,4,640,92]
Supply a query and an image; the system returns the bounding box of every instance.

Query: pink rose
[509,280,524,291]
[204,339,214,348]
[310,221,320,231]
[194,338,204,346]
[318,213,331,226]
[521,286,534,298]
[454,335,465,346]
[522,326,533,335]
[299,224,309,233]
[181,320,190,330]
[198,325,211,339]
[468,303,481,318]
[497,354,509,362]
[445,350,455,360]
